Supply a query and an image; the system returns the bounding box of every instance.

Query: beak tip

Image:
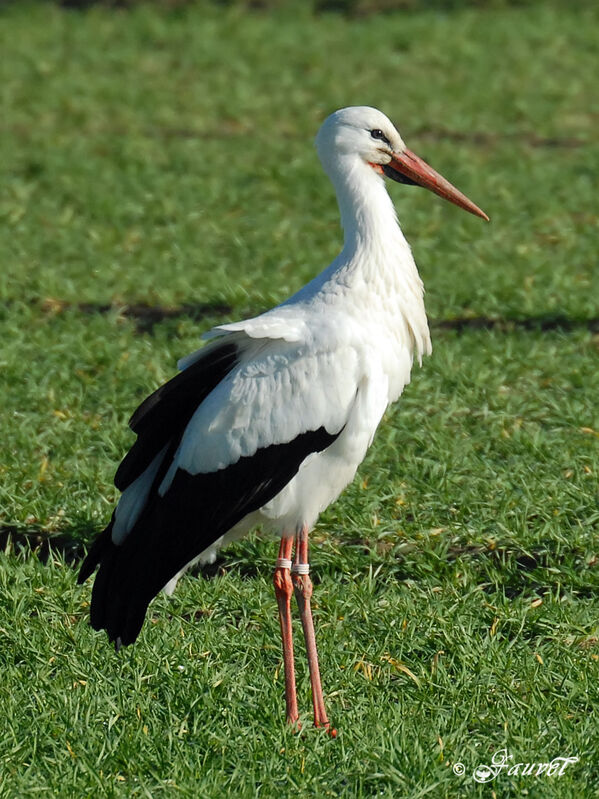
[472,205,490,223]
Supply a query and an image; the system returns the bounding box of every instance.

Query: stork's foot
[318,721,337,738]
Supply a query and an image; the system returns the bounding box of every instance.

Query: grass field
[2,1,599,797]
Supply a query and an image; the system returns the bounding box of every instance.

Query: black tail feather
[78,516,115,585]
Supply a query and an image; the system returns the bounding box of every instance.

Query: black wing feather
[83,427,339,646]
[114,341,239,491]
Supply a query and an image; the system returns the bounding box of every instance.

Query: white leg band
[291,563,310,575]
[275,558,293,570]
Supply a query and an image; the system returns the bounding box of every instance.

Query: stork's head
[316,106,489,222]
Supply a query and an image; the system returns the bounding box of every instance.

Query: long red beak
[386,147,489,222]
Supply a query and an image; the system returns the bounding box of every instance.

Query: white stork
[79,106,488,733]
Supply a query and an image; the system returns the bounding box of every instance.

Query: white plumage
[79,106,487,731]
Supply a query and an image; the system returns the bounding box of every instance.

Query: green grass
[1,2,599,797]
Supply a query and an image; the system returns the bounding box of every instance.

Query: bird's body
[79,106,487,730]
[169,176,430,557]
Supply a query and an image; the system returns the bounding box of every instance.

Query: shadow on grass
[36,299,234,334]
[4,524,596,605]
[440,540,598,600]
[30,299,599,336]
[0,523,264,579]
[432,314,599,334]
[54,0,599,16]
[414,125,586,150]
[0,524,88,566]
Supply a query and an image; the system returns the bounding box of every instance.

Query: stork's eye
[370,129,390,146]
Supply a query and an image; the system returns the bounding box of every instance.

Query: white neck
[284,154,431,363]
[334,157,404,261]
[327,155,431,362]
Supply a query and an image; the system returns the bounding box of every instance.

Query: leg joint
[292,571,313,600]
[273,566,294,598]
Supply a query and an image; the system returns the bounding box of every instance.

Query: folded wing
[79,318,361,647]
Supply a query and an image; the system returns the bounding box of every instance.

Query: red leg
[273,536,299,727]
[292,525,336,736]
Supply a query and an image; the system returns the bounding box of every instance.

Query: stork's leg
[292,525,336,736]
[273,535,299,727]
